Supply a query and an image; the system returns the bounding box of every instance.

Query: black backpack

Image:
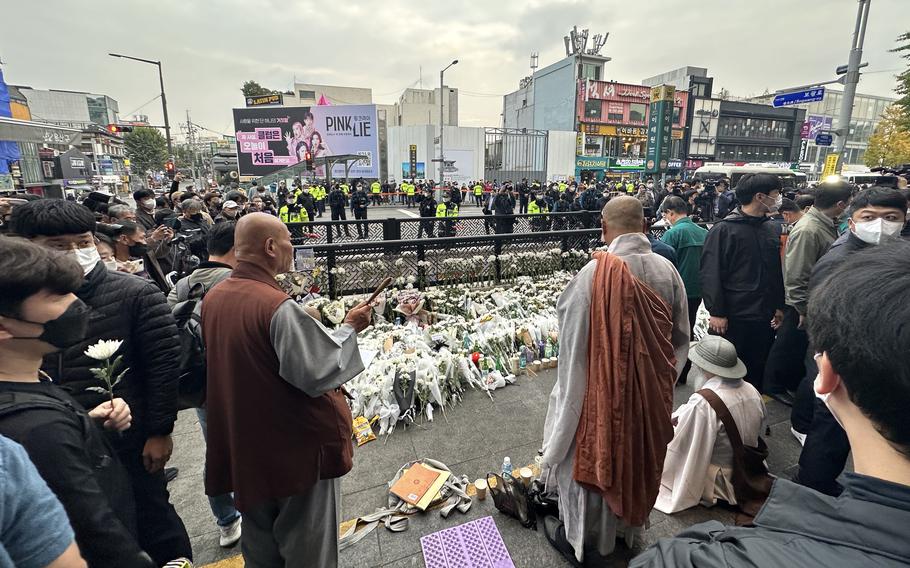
[171,279,208,409]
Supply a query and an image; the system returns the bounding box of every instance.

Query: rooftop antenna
[589,33,608,55]
[530,52,539,73]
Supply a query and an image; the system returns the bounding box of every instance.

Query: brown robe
[573,251,677,526]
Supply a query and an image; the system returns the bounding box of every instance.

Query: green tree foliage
[124,127,169,174]
[241,80,274,97]
[864,105,910,168]
[891,31,910,128]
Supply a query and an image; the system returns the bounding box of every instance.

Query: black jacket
[351,190,369,211]
[808,231,870,294]
[419,197,437,217]
[492,194,515,216]
[42,264,180,449]
[0,382,154,568]
[701,208,785,321]
[328,189,346,209]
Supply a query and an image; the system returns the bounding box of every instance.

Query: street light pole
[832,0,870,172]
[439,59,458,185]
[109,53,173,156]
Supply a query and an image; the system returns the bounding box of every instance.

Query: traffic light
[107,124,134,135]
[304,150,314,171]
[165,160,176,179]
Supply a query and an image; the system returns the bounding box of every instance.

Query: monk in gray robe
[542,197,690,563]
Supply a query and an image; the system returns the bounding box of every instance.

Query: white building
[283,82,373,106]
[393,87,458,127]
[386,125,482,183]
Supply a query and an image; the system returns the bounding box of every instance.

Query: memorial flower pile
[305,273,574,436]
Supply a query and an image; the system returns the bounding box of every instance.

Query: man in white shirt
[655,336,765,514]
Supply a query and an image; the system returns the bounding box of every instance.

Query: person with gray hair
[107,203,136,222]
[174,199,211,260]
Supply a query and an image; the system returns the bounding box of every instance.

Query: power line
[121,94,162,119]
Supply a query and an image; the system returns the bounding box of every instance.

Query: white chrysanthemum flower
[84,339,123,360]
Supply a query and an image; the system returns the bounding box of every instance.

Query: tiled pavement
[168,368,810,567]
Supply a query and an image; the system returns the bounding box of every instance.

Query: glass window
[584,100,602,119]
[606,103,624,122]
[584,135,604,156]
[299,90,316,99]
[672,106,681,124]
[580,63,600,81]
[629,103,647,123]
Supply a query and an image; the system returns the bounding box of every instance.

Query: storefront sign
[688,98,721,158]
[821,153,839,177]
[610,158,646,171]
[582,124,647,137]
[575,156,610,169]
[646,85,675,173]
[668,159,682,169]
[684,159,705,169]
[245,93,284,107]
[585,81,688,107]
[409,144,418,178]
[69,158,85,169]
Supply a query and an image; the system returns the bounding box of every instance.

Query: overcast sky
[2,0,906,139]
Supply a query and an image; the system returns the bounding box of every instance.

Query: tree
[241,80,274,97]
[863,105,910,168]
[124,127,168,175]
[890,31,910,127]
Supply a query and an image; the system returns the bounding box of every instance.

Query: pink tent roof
[317,94,331,106]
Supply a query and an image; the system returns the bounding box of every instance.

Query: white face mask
[687,365,711,390]
[852,218,904,245]
[141,199,156,211]
[67,246,101,275]
[104,259,119,271]
[814,373,846,430]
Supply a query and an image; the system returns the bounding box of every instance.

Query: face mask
[191,213,203,221]
[287,198,297,205]
[128,243,148,257]
[814,371,846,430]
[687,365,710,390]
[853,218,904,245]
[104,259,118,271]
[141,199,156,211]
[14,298,90,350]
[67,246,101,276]
[774,194,783,209]
[223,209,237,218]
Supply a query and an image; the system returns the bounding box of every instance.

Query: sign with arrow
[773,87,826,108]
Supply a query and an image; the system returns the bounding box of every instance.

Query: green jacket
[661,216,708,298]
[784,206,838,316]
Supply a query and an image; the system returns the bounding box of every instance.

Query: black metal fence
[287,228,603,298]
[286,211,605,246]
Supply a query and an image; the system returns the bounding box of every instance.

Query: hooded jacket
[700,208,785,321]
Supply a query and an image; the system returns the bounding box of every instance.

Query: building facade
[393,87,458,127]
[685,97,806,170]
[575,80,689,179]
[283,82,373,107]
[746,89,895,170]
[642,66,709,92]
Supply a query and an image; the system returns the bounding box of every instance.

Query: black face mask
[128,243,149,257]
[191,213,203,221]
[15,298,90,349]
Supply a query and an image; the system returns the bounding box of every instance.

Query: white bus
[692,165,803,188]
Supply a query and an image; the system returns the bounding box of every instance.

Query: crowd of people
[0,167,908,567]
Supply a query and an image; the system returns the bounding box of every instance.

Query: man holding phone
[202,213,373,568]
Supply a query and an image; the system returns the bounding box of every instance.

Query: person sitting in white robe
[655,335,766,514]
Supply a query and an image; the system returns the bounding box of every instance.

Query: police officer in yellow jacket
[435,195,459,237]
[405,182,416,208]
[527,193,550,232]
[473,183,484,207]
[370,181,382,206]
[278,194,310,224]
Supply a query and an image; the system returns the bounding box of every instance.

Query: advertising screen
[233,105,379,178]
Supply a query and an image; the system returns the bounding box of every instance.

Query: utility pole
[833,0,870,172]
[439,59,458,186]
[109,53,173,156]
[185,110,198,189]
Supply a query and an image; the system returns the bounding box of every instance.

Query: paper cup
[552,356,558,367]
[541,358,551,369]
[509,356,520,375]
[474,479,488,500]
[530,360,541,372]
[547,358,557,369]
[519,467,533,486]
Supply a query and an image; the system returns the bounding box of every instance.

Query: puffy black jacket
[700,208,785,321]
[419,198,437,217]
[42,263,180,449]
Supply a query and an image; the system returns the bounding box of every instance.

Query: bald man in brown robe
[201,213,372,567]
[542,197,690,563]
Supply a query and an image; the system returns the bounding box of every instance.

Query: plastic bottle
[518,350,527,370]
[544,339,553,359]
[502,456,513,478]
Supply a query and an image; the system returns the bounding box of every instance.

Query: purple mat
[421,516,514,568]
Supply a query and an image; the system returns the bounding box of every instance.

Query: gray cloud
[3,0,905,136]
